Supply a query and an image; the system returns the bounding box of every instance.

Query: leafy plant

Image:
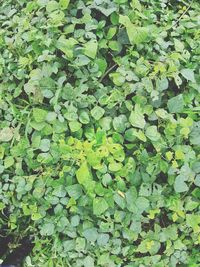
[0,0,200,266]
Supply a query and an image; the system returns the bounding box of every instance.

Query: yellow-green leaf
[59,0,70,10]
[84,40,98,59]
[76,162,92,185]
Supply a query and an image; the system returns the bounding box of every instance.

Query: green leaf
[71,215,80,227]
[30,121,46,131]
[114,193,126,209]
[97,234,109,246]
[52,185,66,198]
[192,161,200,173]
[40,223,55,236]
[106,27,117,40]
[181,68,195,83]
[135,129,147,142]
[119,15,149,45]
[129,109,146,129]
[131,0,142,11]
[126,186,137,212]
[156,77,169,91]
[174,38,184,52]
[108,40,121,51]
[84,40,98,59]
[114,0,128,3]
[69,121,82,132]
[83,228,98,242]
[124,128,137,142]
[109,144,125,162]
[56,36,78,58]
[31,213,42,221]
[186,214,200,233]
[194,175,200,187]
[83,256,94,267]
[66,184,83,200]
[59,0,70,10]
[1,0,200,263]
[167,94,184,113]
[95,58,107,74]
[4,156,14,168]
[76,162,92,185]
[39,139,51,152]
[145,126,161,141]
[0,146,5,159]
[79,111,90,124]
[190,123,200,145]
[91,106,105,120]
[75,55,90,66]
[136,197,149,212]
[137,239,160,255]
[93,197,109,216]
[174,174,189,193]
[46,1,59,12]
[46,112,57,122]
[63,240,75,251]
[33,108,48,123]
[113,115,127,133]
[94,6,116,17]
[110,72,125,86]
[0,127,14,142]
[76,237,86,251]
[109,162,123,172]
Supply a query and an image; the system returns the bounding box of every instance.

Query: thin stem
[99,63,118,83]
[171,0,194,29]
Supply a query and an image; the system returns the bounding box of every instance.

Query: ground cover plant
[0,0,200,266]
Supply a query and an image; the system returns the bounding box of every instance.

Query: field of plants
[0,0,200,266]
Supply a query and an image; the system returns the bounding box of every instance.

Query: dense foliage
[0,0,200,266]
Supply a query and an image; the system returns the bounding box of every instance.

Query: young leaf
[76,162,92,185]
[59,0,70,10]
[84,40,98,59]
[131,0,142,11]
[33,108,48,123]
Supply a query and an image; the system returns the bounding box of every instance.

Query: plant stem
[99,63,118,83]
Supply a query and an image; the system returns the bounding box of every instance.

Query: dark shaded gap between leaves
[3,237,34,267]
[0,235,14,258]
